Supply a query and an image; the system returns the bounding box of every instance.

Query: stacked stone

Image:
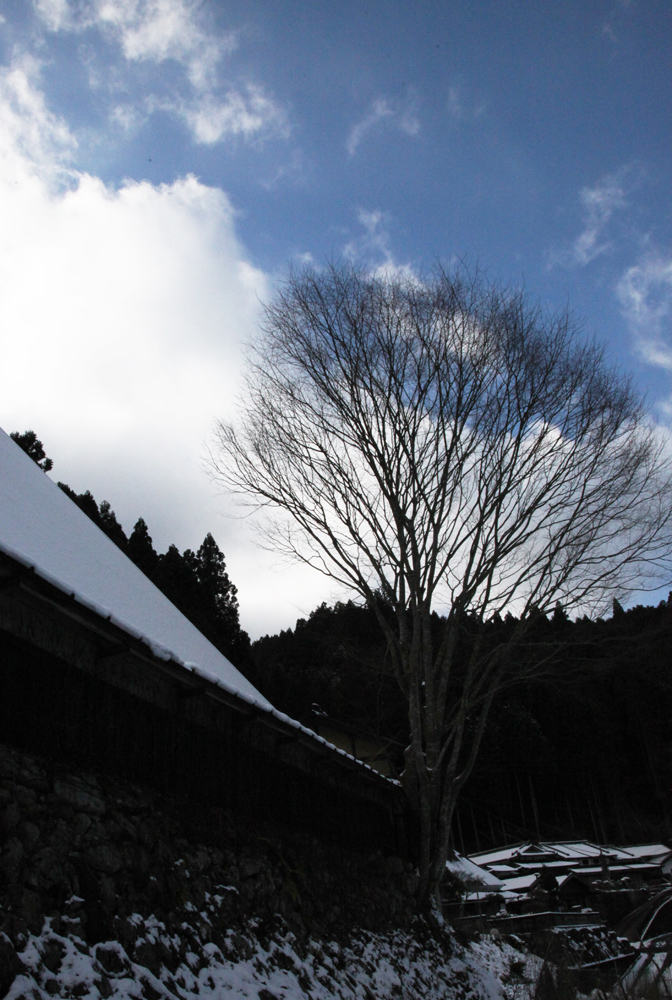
[0,742,419,996]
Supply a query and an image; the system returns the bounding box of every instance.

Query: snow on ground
[4,907,535,1000]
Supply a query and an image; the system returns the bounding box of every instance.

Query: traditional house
[0,428,409,855]
[447,840,672,923]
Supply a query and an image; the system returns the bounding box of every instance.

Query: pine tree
[127,518,159,577]
[10,430,53,472]
[196,533,240,635]
[98,501,129,551]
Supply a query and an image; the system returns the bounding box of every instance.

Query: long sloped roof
[0,427,270,707]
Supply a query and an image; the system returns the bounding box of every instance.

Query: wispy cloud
[0,55,76,185]
[31,0,286,146]
[617,253,672,372]
[179,85,288,145]
[446,83,487,122]
[563,170,630,268]
[346,94,420,157]
[602,0,633,50]
[343,208,415,280]
[34,0,231,87]
[548,167,638,269]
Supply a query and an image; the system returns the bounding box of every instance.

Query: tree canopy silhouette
[10,429,53,472]
[212,261,672,914]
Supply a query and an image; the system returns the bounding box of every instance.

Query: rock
[84,899,112,945]
[40,937,66,973]
[85,844,123,875]
[134,941,163,978]
[28,847,66,890]
[53,776,106,816]
[95,943,131,977]
[190,848,212,874]
[139,975,165,1000]
[18,821,40,851]
[138,820,157,849]
[0,932,25,997]
[2,836,24,875]
[14,785,37,807]
[50,818,75,853]
[1,801,20,833]
[97,974,114,998]
[73,813,92,841]
[240,857,265,879]
[4,915,29,950]
[18,889,44,935]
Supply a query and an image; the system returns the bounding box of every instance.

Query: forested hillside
[251,598,672,851]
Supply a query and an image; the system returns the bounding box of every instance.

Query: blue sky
[0,0,671,637]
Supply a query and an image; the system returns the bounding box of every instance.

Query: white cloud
[551,168,631,269]
[445,82,487,123]
[447,86,462,120]
[97,0,232,89]
[34,0,231,87]
[0,54,327,638]
[0,55,76,183]
[617,254,672,372]
[345,208,390,255]
[343,208,415,281]
[179,85,288,145]
[33,0,70,31]
[346,95,420,157]
[31,0,286,146]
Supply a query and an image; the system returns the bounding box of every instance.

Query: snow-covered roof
[0,427,272,706]
[496,874,538,892]
[445,854,504,889]
[470,840,636,869]
[575,863,662,876]
[620,844,672,861]
[0,429,402,785]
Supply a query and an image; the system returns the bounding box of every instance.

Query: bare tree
[211,262,672,915]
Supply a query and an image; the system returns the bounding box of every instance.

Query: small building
[447,840,672,922]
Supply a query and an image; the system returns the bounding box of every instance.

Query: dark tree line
[11,430,250,666]
[251,595,672,850]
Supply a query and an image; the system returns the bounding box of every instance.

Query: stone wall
[0,741,424,998]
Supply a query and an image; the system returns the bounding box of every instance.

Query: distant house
[445,839,672,922]
[0,428,409,855]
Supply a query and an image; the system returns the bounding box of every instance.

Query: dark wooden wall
[1,632,412,857]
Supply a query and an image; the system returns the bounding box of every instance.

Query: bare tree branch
[210,261,672,913]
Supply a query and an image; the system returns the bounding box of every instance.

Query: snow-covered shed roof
[470,840,635,870]
[0,427,270,707]
[620,844,672,861]
[445,854,504,889]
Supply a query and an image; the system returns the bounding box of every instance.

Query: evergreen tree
[196,533,240,635]
[58,484,128,551]
[98,500,129,551]
[127,518,159,577]
[35,435,251,666]
[10,430,53,472]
